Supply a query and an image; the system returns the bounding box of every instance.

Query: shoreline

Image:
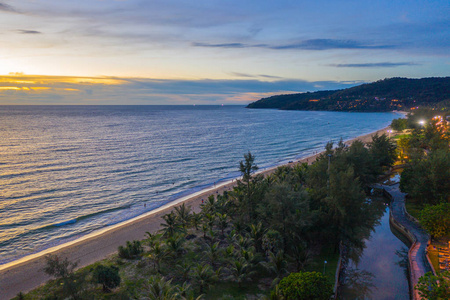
[0,126,391,300]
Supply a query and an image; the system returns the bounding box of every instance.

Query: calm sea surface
[0,105,398,264]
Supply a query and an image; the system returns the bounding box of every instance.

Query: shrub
[419,203,450,238]
[92,265,121,292]
[118,240,143,259]
[277,271,332,300]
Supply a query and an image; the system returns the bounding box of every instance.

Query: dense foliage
[92,265,121,292]
[419,203,450,238]
[416,271,450,300]
[277,271,332,300]
[247,77,450,112]
[27,134,398,299]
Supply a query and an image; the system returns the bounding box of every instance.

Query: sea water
[0,105,399,264]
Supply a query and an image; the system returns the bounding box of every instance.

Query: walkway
[383,183,432,300]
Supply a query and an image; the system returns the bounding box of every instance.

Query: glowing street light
[419,120,425,126]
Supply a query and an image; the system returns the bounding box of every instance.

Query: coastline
[0,126,391,300]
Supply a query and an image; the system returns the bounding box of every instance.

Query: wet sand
[0,126,390,300]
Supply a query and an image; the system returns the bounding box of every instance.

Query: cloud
[329,62,420,68]
[0,75,360,105]
[194,39,392,51]
[17,29,42,34]
[229,72,283,79]
[192,42,249,48]
[271,39,392,50]
[0,2,16,12]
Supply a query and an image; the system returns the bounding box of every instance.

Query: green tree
[261,251,288,286]
[166,234,187,259]
[419,203,450,238]
[43,254,81,300]
[235,152,264,222]
[247,222,267,254]
[161,212,184,237]
[149,241,169,273]
[368,133,396,170]
[92,264,121,292]
[277,271,332,300]
[226,258,255,288]
[203,241,221,269]
[400,149,450,204]
[324,166,367,252]
[118,240,143,259]
[191,264,217,294]
[142,275,179,300]
[258,183,310,251]
[416,271,450,300]
[174,203,192,230]
[391,118,408,131]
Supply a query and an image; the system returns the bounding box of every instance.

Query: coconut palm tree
[191,212,203,230]
[226,258,256,288]
[261,251,287,286]
[161,212,184,238]
[166,234,186,260]
[174,203,192,230]
[142,275,178,300]
[191,264,216,294]
[203,241,221,269]
[148,241,168,273]
[216,213,229,236]
[247,222,266,254]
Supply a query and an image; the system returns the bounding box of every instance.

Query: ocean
[0,105,398,264]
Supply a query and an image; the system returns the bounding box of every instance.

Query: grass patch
[204,281,263,299]
[427,243,440,273]
[405,201,422,220]
[305,246,339,287]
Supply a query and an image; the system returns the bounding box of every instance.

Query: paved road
[384,183,432,300]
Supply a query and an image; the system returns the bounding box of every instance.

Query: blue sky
[0,0,448,104]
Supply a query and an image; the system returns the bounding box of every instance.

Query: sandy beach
[0,126,390,300]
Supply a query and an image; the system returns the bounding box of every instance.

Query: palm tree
[224,244,235,261]
[288,242,313,272]
[234,234,252,251]
[191,264,216,294]
[216,213,229,236]
[146,231,162,248]
[226,258,255,288]
[174,203,192,230]
[261,251,287,286]
[166,234,186,259]
[203,241,221,269]
[201,195,217,214]
[142,275,178,300]
[148,241,168,273]
[191,212,203,230]
[240,247,257,266]
[248,222,266,254]
[161,212,183,237]
[176,261,192,282]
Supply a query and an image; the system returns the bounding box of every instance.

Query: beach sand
[0,127,390,300]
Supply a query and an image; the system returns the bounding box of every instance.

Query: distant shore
[0,126,391,300]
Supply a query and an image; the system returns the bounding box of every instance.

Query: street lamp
[419,120,425,126]
[323,260,327,274]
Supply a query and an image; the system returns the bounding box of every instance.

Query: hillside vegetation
[247,77,450,112]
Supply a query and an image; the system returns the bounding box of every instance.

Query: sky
[0,0,449,105]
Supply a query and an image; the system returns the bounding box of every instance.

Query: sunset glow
[0,0,448,104]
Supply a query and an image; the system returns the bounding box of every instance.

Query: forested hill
[246,77,450,112]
